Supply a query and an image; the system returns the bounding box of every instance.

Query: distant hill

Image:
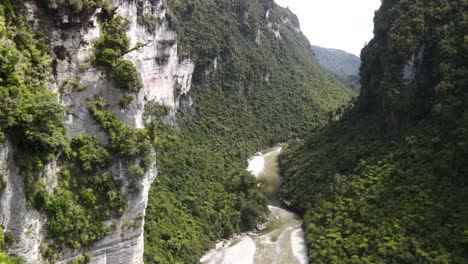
[312,45,361,89]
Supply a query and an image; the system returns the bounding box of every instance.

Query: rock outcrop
[0,138,46,263]
[0,0,194,263]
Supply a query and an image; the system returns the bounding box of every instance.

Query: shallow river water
[200,147,309,264]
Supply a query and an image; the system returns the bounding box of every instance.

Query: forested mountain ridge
[282,0,468,263]
[144,0,355,263]
[0,0,354,263]
[312,45,361,90]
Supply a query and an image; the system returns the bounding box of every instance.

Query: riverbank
[200,147,309,264]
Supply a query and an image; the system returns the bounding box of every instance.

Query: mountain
[144,1,355,262]
[282,0,468,263]
[312,45,361,89]
[0,0,353,263]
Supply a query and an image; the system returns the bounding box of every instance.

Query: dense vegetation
[282,0,468,263]
[0,0,67,259]
[144,0,354,263]
[0,1,144,261]
[94,5,143,93]
[0,0,67,190]
[1,0,353,262]
[312,45,361,90]
[145,124,268,264]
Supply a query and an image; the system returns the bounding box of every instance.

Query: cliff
[0,0,355,263]
[359,0,467,130]
[0,0,193,263]
[281,0,468,263]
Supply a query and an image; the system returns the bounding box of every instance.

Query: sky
[275,0,382,56]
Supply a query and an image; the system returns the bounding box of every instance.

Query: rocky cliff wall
[0,0,194,263]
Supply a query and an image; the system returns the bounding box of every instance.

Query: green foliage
[2,232,15,249]
[46,0,103,16]
[111,59,142,92]
[0,251,22,264]
[1,1,354,262]
[144,0,355,263]
[282,0,468,263]
[68,253,92,264]
[32,134,126,251]
[0,226,4,249]
[144,101,170,121]
[119,93,135,108]
[137,13,159,33]
[94,12,130,62]
[0,229,16,264]
[0,0,67,198]
[94,8,142,92]
[70,134,110,173]
[359,0,468,127]
[135,0,161,32]
[164,0,354,143]
[88,98,154,162]
[0,3,129,256]
[145,125,268,264]
[88,98,157,192]
[282,113,468,263]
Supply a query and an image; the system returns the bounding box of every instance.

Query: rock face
[402,45,425,84]
[0,0,194,263]
[0,139,46,263]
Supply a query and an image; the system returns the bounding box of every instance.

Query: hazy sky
[275,0,382,56]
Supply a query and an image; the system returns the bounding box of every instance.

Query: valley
[0,0,466,263]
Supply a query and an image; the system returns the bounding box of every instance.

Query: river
[200,147,309,264]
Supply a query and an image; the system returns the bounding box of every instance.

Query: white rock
[291,228,309,264]
[0,138,45,263]
[247,155,265,177]
[200,237,256,264]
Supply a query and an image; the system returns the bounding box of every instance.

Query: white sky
[275,0,382,56]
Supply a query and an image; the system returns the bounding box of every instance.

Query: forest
[144,0,354,263]
[0,0,354,263]
[281,0,468,263]
[2,0,466,263]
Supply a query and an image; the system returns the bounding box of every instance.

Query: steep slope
[282,0,468,263]
[312,45,361,89]
[0,0,192,263]
[0,0,354,263]
[143,0,355,263]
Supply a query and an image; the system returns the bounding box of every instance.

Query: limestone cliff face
[0,0,194,263]
[0,138,47,262]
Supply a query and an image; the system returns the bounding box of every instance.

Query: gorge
[1,0,467,263]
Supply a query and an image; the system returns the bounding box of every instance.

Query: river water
[200,147,309,264]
